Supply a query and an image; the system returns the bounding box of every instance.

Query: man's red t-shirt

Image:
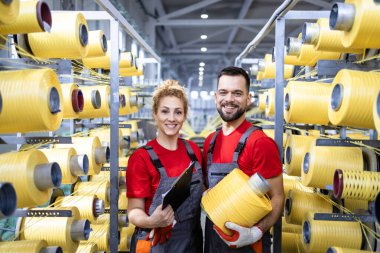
[126,138,203,213]
[203,120,282,180]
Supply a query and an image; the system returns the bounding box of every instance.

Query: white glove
[214,222,263,248]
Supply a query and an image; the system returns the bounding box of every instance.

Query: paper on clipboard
[162,161,195,211]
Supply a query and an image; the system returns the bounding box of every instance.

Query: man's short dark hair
[217,66,250,92]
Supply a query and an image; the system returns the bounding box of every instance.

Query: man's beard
[217,103,246,122]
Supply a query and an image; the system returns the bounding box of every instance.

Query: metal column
[273,17,285,253]
[109,18,120,253]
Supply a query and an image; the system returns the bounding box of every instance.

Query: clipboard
[162,161,195,211]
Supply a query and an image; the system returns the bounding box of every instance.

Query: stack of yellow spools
[0,4,146,252]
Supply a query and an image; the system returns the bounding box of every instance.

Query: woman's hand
[148,204,175,228]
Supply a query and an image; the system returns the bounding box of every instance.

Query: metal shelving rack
[238,8,380,252]
[83,1,161,251]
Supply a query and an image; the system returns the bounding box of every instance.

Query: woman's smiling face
[153,95,185,137]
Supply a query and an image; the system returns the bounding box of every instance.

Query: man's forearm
[256,194,284,232]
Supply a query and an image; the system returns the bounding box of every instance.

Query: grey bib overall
[130,139,203,253]
[204,126,271,253]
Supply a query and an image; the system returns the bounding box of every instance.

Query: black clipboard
[162,161,195,211]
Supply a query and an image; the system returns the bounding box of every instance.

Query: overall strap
[231,126,261,163]
[142,146,165,174]
[180,139,197,162]
[207,127,222,166]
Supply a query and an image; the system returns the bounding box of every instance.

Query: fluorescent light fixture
[190,91,199,99]
[198,81,203,87]
[200,34,208,40]
[201,14,208,19]
[199,76,203,81]
[199,62,205,67]
[199,67,204,71]
[201,47,207,52]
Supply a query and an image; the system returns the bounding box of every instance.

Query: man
[203,66,284,253]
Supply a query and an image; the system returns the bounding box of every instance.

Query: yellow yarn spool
[374,91,380,133]
[119,52,134,68]
[297,44,341,66]
[282,232,305,253]
[87,224,109,252]
[258,93,266,112]
[0,0,19,25]
[0,240,56,253]
[91,213,109,224]
[0,69,63,133]
[20,207,82,253]
[61,83,84,119]
[261,129,287,148]
[90,170,126,184]
[201,169,272,235]
[259,54,294,79]
[89,171,110,183]
[119,87,134,116]
[282,217,302,234]
[328,69,380,129]
[0,0,51,34]
[82,44,135,70]
[88,127,126,151]
[76,85,101,119]
[119,189,128,210]
[283,174,314,198]
[344,199,368,213]
[284,81,332,125]
[119,226,134,252]
[265,88,275,117]
[304,18,362,53]
[76,242,98,253]
[92,213,129,228]
[86,30,107,57]
[262,62,294,79]
[328,247,373,253]
[78,85,110,118]
[119,66,138,77]
[55,195,103,222]
[301,146,364,189]
[120,128,138,149]
[28,12,88,59]
[285,190,332,225]
[40,148,82,184]
[333,0,380,49]
[285,134,316,176]
[74,181,110,206]
[82,51,110,69]
[0,149,59,208]
[122,120,139,132]
[58,136,106,175]
[302,213,362,253]
[334,169,380,201]
[256,71,264,81]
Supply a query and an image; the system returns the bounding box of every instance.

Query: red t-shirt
[203,120,282,179]
[126,138,203,214]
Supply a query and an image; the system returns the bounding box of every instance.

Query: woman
[127,80,204,253]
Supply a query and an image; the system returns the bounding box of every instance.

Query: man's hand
[213,222,263,248]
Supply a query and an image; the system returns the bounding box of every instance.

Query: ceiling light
[198,81,203,87]
[201,47,207,52]
[199,67,204,71]
[199,62,205,67]
[199,71,204,76]
[201,14,208,19]
[199,76,203,81]
[200,34,208,40]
